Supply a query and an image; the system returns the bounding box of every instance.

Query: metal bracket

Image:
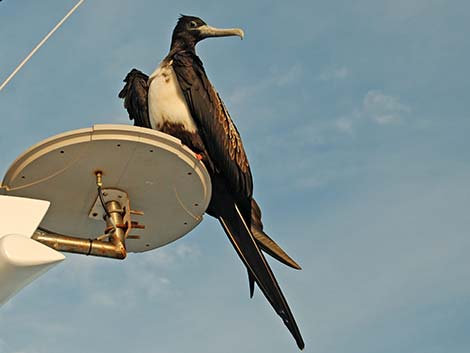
[88,188,128,221]
[32,175,145,260]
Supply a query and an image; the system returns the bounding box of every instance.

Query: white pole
[0,0,85,92]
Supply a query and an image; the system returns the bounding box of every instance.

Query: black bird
[119,15,304,349]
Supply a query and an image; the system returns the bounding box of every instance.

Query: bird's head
[171,15,244,51]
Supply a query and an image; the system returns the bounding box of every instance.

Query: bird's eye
[189,21,198,28]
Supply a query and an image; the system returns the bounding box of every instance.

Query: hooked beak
[198,25,245,40]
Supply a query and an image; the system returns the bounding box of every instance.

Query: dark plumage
[118,69,150,128]
[119,15,304,349]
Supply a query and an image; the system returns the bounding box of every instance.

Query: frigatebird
[119,15,304,349]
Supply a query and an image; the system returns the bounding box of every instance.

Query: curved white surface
[1,124,212,252]
[0,195,64,306]
[0,234,64,306]
[0,195,50,238]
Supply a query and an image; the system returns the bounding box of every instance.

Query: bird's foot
[195,153,203,161]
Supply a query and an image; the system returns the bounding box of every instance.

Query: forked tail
[218,200,305,349]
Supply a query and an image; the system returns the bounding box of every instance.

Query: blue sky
[1,0,470,352]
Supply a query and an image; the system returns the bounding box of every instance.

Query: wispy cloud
[363,90,411,124]
[229,63,302,105]
[86,242,201,307]
[334,116,354,133]
[29,241,202,310]
[319,66,350,81]
[274,64,303,86]
[332,90,411,133]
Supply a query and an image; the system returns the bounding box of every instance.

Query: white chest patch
[148,61,198,133]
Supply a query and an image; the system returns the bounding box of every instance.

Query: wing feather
[118,69,151,129]
[172,52,253,207]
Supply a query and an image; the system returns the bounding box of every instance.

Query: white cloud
[175,242,201,258]
[363,90,411,124]
[332,90,411,132]
[229,64,303,105]
[274,64,302,86]
[319,66,350,81]
[334,117,354,133]
[83,242,202,307]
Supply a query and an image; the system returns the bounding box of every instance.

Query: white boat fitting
[0,196,65,306]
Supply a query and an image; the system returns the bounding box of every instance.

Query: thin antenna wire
[0,0,85,92]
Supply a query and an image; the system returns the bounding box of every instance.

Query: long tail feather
[251,199,302,270]
[248,270,256,298]
[252,227,302,270]
[218,202,304,349]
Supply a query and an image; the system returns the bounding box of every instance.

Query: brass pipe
[31,196,128,260]
[105,200,126,246]
[32,230,127,259]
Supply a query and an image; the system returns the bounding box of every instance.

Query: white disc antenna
[1,125,212,258]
